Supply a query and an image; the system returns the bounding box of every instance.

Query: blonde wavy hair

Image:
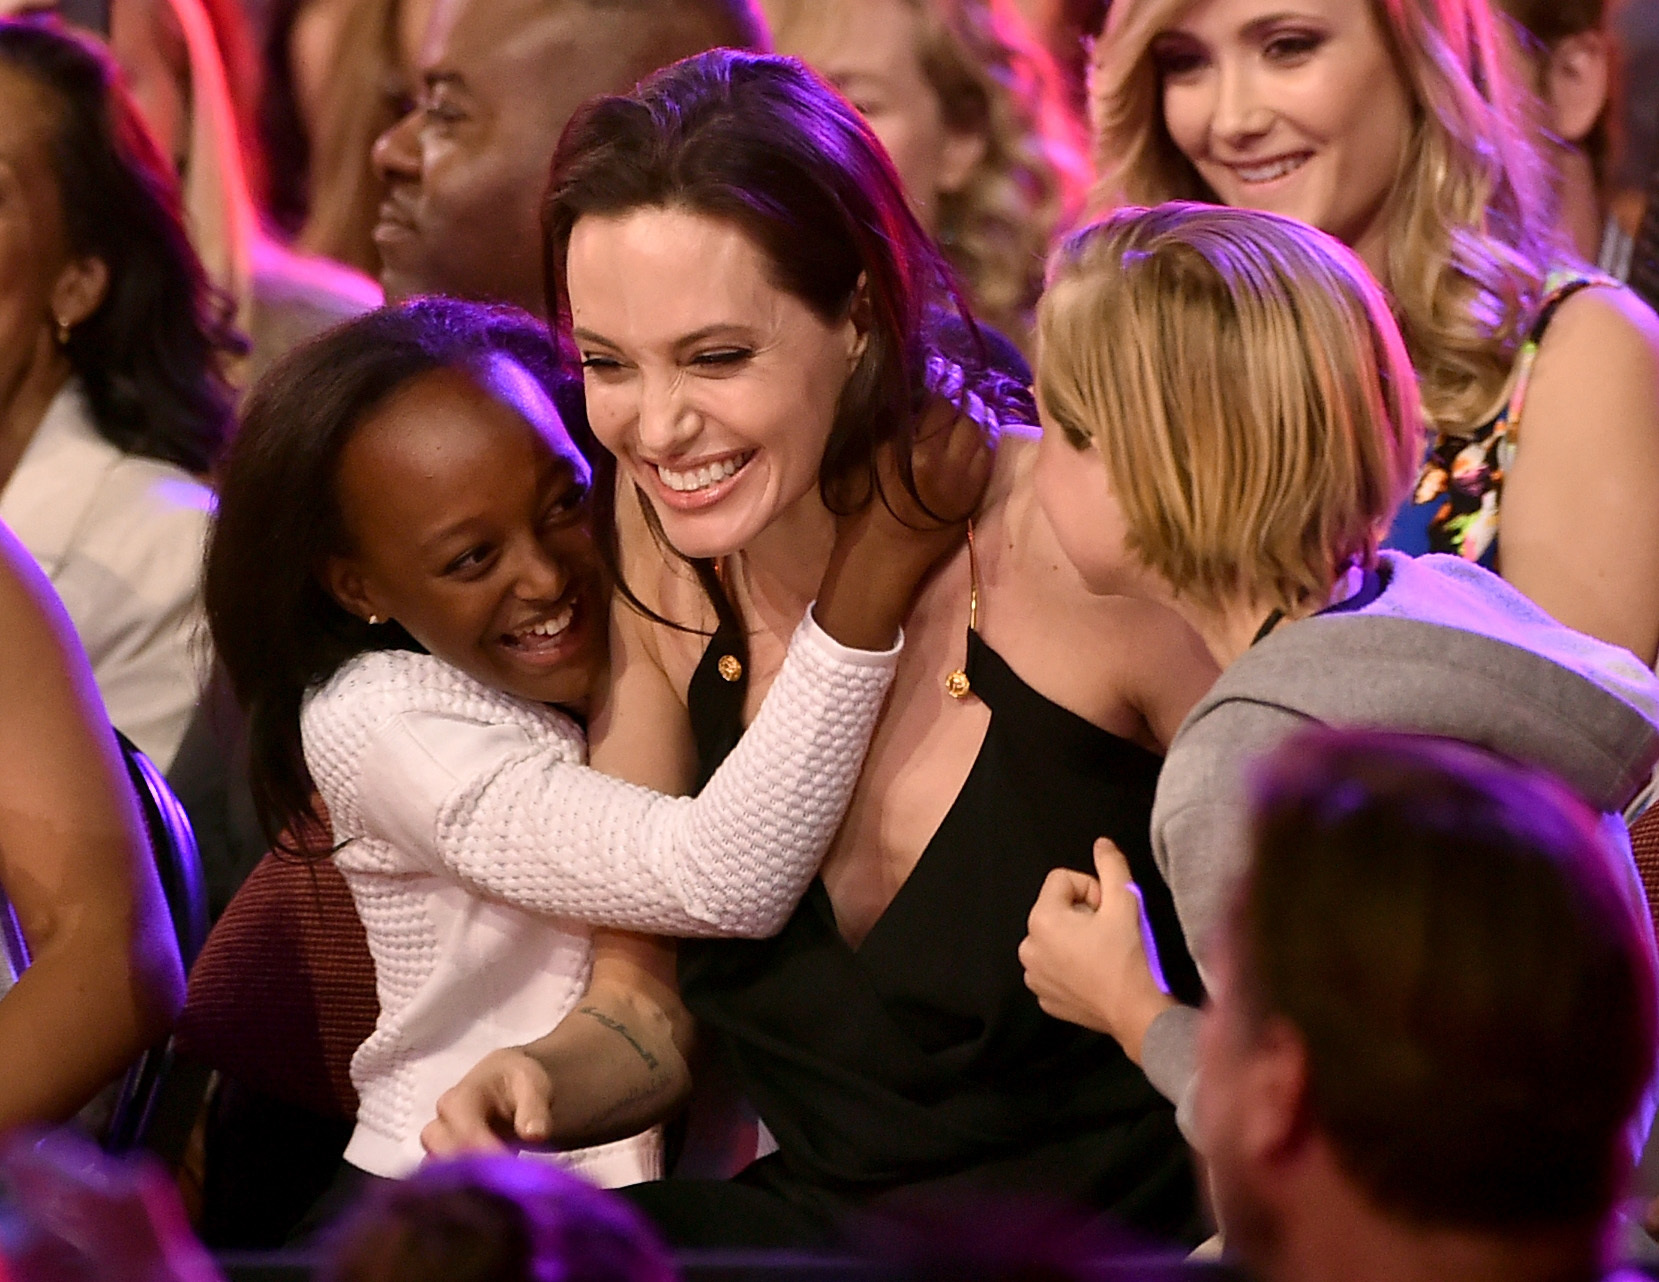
[296,0,410,276]
[1038,203,1421,614]
[765,0,1092,352]
[1090,0,1565,435]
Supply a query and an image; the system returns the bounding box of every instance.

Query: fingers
[513,1083,555,1144]
[421,1052,550,1158]
[1029,866,1102,922]
[1093,839,1171,996]
[1092,837,1131,885]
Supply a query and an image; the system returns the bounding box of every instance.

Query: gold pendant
[717,653,743,683]
[945,669,971,699]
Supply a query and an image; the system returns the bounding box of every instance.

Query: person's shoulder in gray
[1144,549,1659,1116]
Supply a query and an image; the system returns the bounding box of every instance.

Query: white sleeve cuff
[802,603,904,667]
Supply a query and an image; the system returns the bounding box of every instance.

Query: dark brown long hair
[541,50,1035,634]
[0,19,243,474]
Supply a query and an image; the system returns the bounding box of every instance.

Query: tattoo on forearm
[577,1006,660,1072]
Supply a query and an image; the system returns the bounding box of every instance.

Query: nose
[1210,58,1273,149]
[372,104,421,185]
[635,372,702,460]
[509,534,571,606]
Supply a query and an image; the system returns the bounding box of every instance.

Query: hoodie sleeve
[1144,700,1316,1133]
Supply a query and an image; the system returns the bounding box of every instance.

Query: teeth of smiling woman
[517,606,573,641]
[1235,155,1308,183]
[655,454,748,493]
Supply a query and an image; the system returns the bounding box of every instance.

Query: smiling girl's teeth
[1235,154,1309,184]
[656,454,749,493]
[519,606,573,641]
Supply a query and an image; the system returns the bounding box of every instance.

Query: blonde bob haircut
[1090,0,1563,437]
[1038,203,1421,615]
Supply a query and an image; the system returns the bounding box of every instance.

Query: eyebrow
[572,324,754,352]
[1155,9,1312,39]
[1239,11,1317,37]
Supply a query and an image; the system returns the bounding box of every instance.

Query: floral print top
[1384,269,1617,568]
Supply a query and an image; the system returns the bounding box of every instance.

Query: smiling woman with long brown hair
[424,50,1217,1249]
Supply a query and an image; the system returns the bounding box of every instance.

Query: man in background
[371,0,768,315]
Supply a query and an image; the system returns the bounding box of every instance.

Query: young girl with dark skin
[203,297,990,1190]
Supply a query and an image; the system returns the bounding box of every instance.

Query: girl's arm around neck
[339,609,900,939]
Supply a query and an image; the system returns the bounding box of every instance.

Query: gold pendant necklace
[944,520,979,699]
[712,556,743,682]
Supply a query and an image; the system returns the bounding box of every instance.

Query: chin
[643,495,774,562]
[511,658,599,710]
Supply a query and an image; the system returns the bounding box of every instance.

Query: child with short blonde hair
[1020,202,1659,1140]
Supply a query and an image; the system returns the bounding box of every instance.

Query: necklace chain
[945,520,978,700]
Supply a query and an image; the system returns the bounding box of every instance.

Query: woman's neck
[0,346,72,494]
[728,485,839,627]
[1554,145,1606,264]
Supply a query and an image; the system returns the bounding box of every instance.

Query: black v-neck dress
[623,622,1204,1249]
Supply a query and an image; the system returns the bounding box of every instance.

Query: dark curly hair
[0,18,244,475]
[205,297,587,853]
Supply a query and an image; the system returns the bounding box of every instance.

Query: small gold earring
[367,614,380,626]
[55,317,71,345]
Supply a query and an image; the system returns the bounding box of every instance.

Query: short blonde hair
[1090,0,1563,437]
[1037,203,1421,614]
[765,0,1091,353]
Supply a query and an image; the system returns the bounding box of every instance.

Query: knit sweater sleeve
[318,609,899,938]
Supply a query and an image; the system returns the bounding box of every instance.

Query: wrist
[1118,987,1178,1067]
[817,540,923,651]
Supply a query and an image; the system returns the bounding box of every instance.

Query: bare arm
[1502,286,1659,665]
[423,928,693,1154]
[0,525,184,1129]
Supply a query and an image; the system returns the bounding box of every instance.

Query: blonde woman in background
[1091,0,1659,664]
[764,0,1090,354]
[100,0,380,385]
[266,0,433,278]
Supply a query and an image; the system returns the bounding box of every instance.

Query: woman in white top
[0,22,243,767]
[202,298,989,1191]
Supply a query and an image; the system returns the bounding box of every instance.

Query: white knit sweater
[301,611,900,1181]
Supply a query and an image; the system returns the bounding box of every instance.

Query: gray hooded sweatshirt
[1139,551,1659,1127]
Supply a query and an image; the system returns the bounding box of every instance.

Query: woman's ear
[844,273,873,368]
[50,255,110,331]
[1544,30,1610,147]
[322,555,381,626]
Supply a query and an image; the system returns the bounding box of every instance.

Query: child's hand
[814,398,995,651]
[1019,838,1177,1064]
[872,393,996,539]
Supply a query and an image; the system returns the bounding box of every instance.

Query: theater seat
[1629,803,1659,939]
[175,829,377,1121]
[101,731,212,1152]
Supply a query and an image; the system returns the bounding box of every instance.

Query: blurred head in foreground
[1197,727,1658,1280]
[321,1156,674,1282]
